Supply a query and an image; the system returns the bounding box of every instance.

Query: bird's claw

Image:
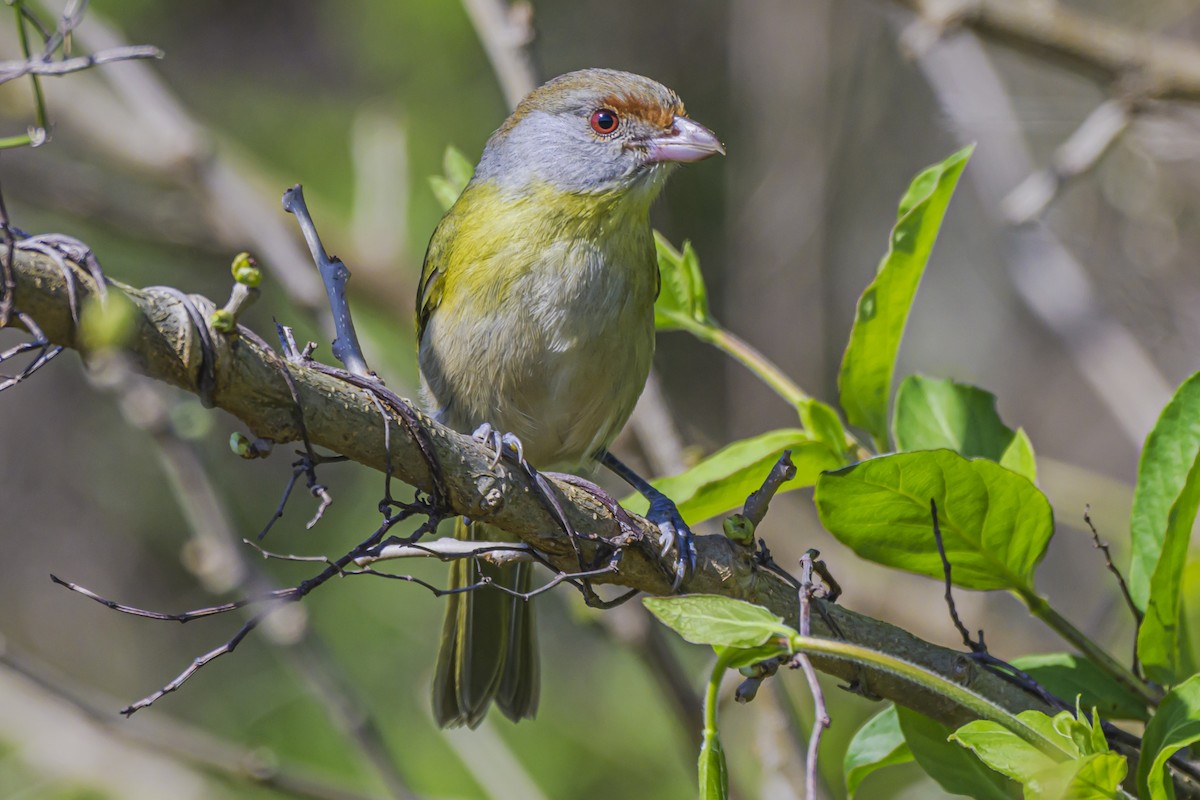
[471,423,527,472]
[646,496,697,592]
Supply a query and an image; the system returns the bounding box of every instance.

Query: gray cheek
[478,112,637,193]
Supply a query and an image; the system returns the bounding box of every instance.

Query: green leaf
[950,719,1060,784]
[1138,451,1200,685]
[715,642,788,671]
[699,729,728,800]
[1029,754,1127,800]
[844,705,914,798]
[654,232,713,330]
[1000,428,1038,483]
[623,430,842,525]
[838,146,974,448]
[897,706,1019,800]
[1130,371,1200,610]
[814,450,1053,591]
[799,398,852,461]
[1138,674,1200,800]
[428,145,475,211]
[952,711,1126,800]
[893,376,1034,482]
[643,595,789,648]
[428,176,460,212]
[1011,653,1149,722]
[443,145,474,191]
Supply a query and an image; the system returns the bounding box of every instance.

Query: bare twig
[790,551,830,800]
[283,186,371,378]
[0,44,161,82]
[1083,505,1141,625]
[1083,505,1144,676]
[930,499,976,651]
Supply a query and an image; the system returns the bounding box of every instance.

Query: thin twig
[791,552,829,800]
[1083,505,1144,676]
[930,499,976,650]
[282,185,371,378]
[0,44,161,82]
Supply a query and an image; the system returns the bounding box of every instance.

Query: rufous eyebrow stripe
[600,93,685,129]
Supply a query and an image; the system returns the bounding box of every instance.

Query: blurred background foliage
[1,1,1199,798]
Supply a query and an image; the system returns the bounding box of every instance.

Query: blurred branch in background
[885,0,1183,445]
[0,644,387,800]
[461,0,537,111]
[86,353,416,798]
[893,0,1200,101]
[16,1,327,310]
[0,0,161,149]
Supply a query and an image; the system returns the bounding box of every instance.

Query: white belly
[419,238,656,469]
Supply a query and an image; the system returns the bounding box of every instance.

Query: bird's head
[474,68,724,200]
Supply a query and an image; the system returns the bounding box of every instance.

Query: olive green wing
[416,210,458,345]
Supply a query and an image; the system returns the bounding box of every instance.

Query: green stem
[667,313,872,457]
[1019,590,1161,707]
[13,2,48,135]
[703,651,732,742]
[698,650,736,799]
[787,634,1072,758]
[674,315,809,406]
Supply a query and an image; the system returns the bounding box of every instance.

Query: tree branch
[4,247,1061,732]
[890,0,1200,101]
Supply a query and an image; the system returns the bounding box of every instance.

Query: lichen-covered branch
[5,247,1057,731]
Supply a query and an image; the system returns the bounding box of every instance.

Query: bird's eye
[590,108,620,135]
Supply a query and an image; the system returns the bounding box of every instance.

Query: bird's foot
[471,423,527,472]
[645,494,697,592]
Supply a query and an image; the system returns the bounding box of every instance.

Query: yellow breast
[418,180,659,469]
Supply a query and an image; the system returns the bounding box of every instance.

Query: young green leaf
[1138,674,1200,800]
[429,145,475,211]
[844,705,914,798]
[949,720,1060,784]
[897,706,1019,800]
[814,449,1053,591]
[1138,452,1200,685]
[623,430,842,525]
[443,145,474,191]
[654,232,713,330]
[428,176,460,212]
[798,398,852,461]
[893,376,1035,482]
[838,146,973,448]
[952,709,1127,800]
[1037,754,1127,800]
[714,642,789,671]
[1129,371,1200,610]
[1011,653,1149,722]
[643,595,789,648]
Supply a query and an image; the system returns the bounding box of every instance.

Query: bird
[416,68,723,728]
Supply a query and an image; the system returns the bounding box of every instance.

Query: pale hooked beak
[644,116,725,164]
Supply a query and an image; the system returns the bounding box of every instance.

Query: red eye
[590,108,619,135]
